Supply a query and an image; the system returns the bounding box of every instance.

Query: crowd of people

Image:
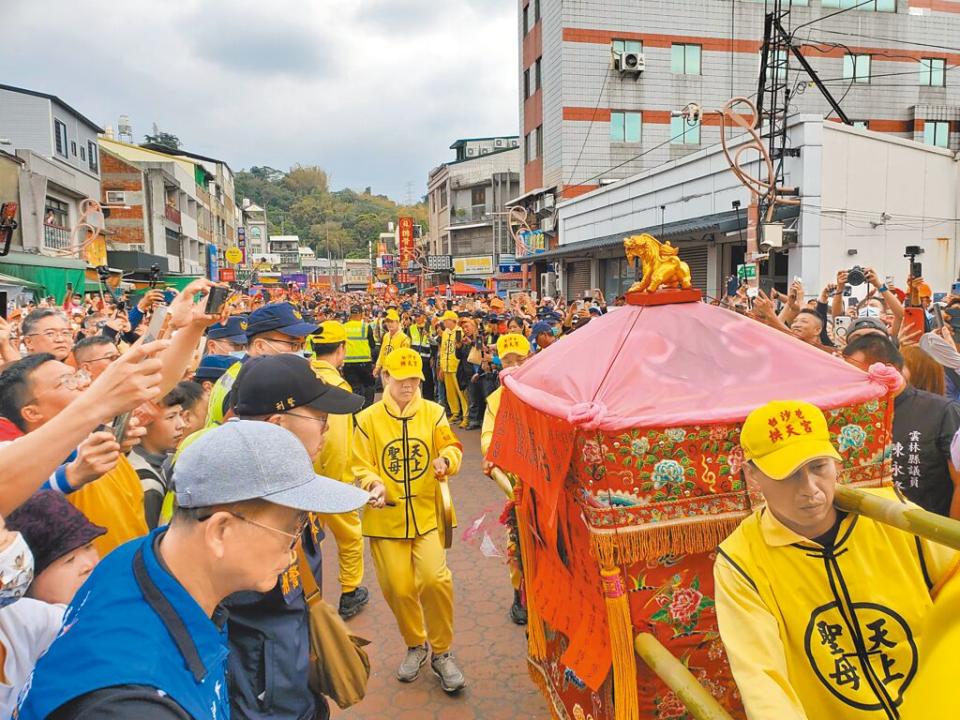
[0,260,956,719]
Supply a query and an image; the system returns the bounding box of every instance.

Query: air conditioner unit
[495,139,503,147]
[760,222,784,251]
[105,191,126,204]
[541,271,557,296]
[543,194,555,209]
[542,215,555,232]
[615,52,645,75]
[467,148,475,156]
[533,199,543,214]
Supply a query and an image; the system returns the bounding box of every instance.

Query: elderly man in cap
[204,315,248,357]
[353,348,466,693]
[342,304,376,408]
[530,320,555,353]
[715,399,958,720]
[309,321,371,619]
[205,303,318,427]
[438,310,468,428]
[17,421,368,720]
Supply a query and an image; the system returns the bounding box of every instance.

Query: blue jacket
[15,529,229,720]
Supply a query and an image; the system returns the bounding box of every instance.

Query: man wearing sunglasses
[16,420,370,720]
[204,302,318,427]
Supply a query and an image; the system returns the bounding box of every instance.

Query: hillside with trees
[235,165,428,259]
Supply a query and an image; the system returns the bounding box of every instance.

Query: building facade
[241,199,269,263]
[518,0,960,223]
[427,138,522,289]
[0,84,103,298]
[545,117,958,300]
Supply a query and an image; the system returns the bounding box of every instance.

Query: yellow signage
[452,255,494,275]
[225,247,243,264]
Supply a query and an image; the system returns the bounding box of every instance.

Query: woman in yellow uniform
[438,310,468,428]
[373,308,411,376]
[352,347,467,693]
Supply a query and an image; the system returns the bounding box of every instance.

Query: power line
[805,28,960,54]
[565,68,610,187]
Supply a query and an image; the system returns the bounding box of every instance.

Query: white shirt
[0,598,65,717]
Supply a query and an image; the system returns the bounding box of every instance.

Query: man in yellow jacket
[352,347,467,693]
[373,308,411,376]
[309,320,370,619]
[480,333,531,625]
[715,399,959,720]
[438,310,468,429]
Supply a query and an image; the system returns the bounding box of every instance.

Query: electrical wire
[805,28,960,55]
[565,68,610,188]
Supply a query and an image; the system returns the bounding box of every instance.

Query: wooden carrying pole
[634,634,734,720]
[834,486,960,551]
[489,467,515,500]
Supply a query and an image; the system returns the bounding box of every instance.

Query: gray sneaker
[397,644,429,682]
[431,652,466,693]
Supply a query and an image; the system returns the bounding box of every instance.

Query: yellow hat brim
[750,440,842,480]
[385,368,424,381]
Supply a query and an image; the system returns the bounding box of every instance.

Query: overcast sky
[1,0,518,202]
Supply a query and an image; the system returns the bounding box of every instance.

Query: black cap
[350,304,362,314]
[232,355,364,417]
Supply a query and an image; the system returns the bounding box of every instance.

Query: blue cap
[194,354,236,381]
[207,316,248,344]
[546,312,562,323]
[245,302,318,338]
[588,306,602,315]
[531,321,552,337]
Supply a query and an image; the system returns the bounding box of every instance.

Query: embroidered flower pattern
[665,428,687,443]
[651,460,684,489]
[838,424,867,451]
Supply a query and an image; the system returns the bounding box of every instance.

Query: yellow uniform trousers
[369,530,454,654]
[443,371,468,423]
[317,510,364,594]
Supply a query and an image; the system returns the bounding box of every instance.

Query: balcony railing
[449,206,493,226]
[43,223,71,251]
[164,205,182,224]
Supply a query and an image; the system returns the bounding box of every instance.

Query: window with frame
[88,141,99,172]
[670,115,701,145]
[535,58,542,91]
[919,58,946,87]
[612,39,643,55]
[536,125,543,158]
[80,146,86,161]
[610,111,642,143]
[671,44,701,75]
[522,4,529,34]
[842,54,871,83]
[524,69,531,98]
[822,0,894,10]
[106,190,126,204]
[760,49,788,81]
[471,187,486,207]
[534,0,540,22]
[54,120,68,157]
[440,186,448,209]
[923,121,950,148]
[45,197,69,226]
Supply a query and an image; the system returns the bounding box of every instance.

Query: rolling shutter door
[564,260,592,300]
[683,245,709,293]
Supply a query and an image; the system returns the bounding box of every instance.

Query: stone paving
[321,426,550,719]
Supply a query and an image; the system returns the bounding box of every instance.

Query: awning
[0,272,42,291]
[520,206,798,263]
[506,185,555,207]
[0,252,86,303]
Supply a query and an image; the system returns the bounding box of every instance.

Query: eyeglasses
[26,329,73,340]
[25,369,91,404]
[229,511,308,551]
[262,337,305,352]
[284,412,329,430]
[82,353,121,364]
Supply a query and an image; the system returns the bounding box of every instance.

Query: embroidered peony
[652,459,684,489]
[665,428,687,443]
[838,424,867,451]
[726,446,745,476]
[630,437,650,457]
[656,691,687,719]
[582,440,606,464]
[668,586,703,624]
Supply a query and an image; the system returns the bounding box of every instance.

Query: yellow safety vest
[714,487,958,720]
[344,320,372,364]
[204,359,242,427]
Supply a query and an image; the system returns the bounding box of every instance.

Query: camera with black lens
[846,266,867,287]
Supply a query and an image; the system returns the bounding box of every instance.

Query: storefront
[0,251,86,303]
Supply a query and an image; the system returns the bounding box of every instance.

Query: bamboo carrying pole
[489,467,515,500]
[834,486,960,551]
[634,633,734,720]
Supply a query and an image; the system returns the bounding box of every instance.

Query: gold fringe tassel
[515,501,547,660]
[601,565,639,720]
[592,514,747,568]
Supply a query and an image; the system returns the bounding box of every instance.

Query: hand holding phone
[112,306,169,442]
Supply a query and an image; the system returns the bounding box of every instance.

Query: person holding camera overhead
[831,266,905,340]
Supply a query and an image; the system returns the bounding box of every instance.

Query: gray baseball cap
[173,420,369,513]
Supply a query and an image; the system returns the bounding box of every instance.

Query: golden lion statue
[624,233,693,293]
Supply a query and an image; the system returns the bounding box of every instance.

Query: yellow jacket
[311,359,355,484]
[480,386,502,458]
[352,391,462,539]
[68,454,148,557]
[375,330,411,371]
[715,487,958,720]
[438,327,462,373]
[204,358,242,427]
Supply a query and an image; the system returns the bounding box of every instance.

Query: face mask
[0,532,34,608]
[229,350,247,359]
[858,306,881,319]
[551,326,561,337]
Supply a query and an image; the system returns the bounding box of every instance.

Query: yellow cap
[313,320,347,345]
[385,309,401,322]
[740,400,841,480]
[496,333,530,359]
[382,348,424,381]
[441,310,459,321]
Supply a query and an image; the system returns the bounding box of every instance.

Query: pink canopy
[502,300,892,431]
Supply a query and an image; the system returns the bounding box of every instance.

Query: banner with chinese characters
[398,216,415,269]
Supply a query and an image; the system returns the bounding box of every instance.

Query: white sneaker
[431,652,466,693]
[397,644,429,682]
